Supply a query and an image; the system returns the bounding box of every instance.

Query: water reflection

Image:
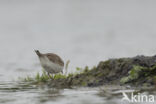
[0,81,156,104]
[36,88,63,103]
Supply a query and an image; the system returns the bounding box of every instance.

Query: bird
[35,50,64,77]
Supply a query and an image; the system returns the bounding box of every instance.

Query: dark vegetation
[23,55,156,88]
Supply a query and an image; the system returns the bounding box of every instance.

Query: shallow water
[0,82,155,104]
[0,0,156,104]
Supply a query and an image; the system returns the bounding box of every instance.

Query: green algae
[120,65,144,84]
[120,64,156,85]
[23,71,67,83]
[22,66,90,84]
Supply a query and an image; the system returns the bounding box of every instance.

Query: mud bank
[41,55,156,88]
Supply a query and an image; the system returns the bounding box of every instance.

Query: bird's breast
[39,57,63,73]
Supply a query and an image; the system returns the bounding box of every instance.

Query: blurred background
[0,0,156,81]
[0,1,156,104]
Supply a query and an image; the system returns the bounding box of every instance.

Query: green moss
[35,72,40,80]
[67,73,74,78]
[120,65,145,84]
[83,66,89,73]
[153,76,156,80]
[120,64,156,84]
[153,76,156,83]
[23,70,50,82]
[103,60,110,66]
[24,76,34,82]
[76,67,82,71]
[22,66,92,84]
[120,77,130,84]
[129,65,144,79]
[53,74,66,79]
[81,81,87,86]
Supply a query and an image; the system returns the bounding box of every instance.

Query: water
[0,82,147,104]
[0,0,156,103]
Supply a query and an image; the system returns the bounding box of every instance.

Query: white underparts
[39,56,63,74]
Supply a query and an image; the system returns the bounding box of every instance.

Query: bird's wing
[45,53,64,66]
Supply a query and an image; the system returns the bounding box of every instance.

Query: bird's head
[34,50,42,57]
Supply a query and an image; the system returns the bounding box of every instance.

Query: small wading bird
[35,50,64,77]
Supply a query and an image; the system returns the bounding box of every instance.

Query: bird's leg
[52,74,55,78]
[48,72,53,79]
[61,70,63,74]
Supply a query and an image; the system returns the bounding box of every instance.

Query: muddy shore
[45,55,156,88]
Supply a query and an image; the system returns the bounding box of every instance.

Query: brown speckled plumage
[43,53,64,66]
